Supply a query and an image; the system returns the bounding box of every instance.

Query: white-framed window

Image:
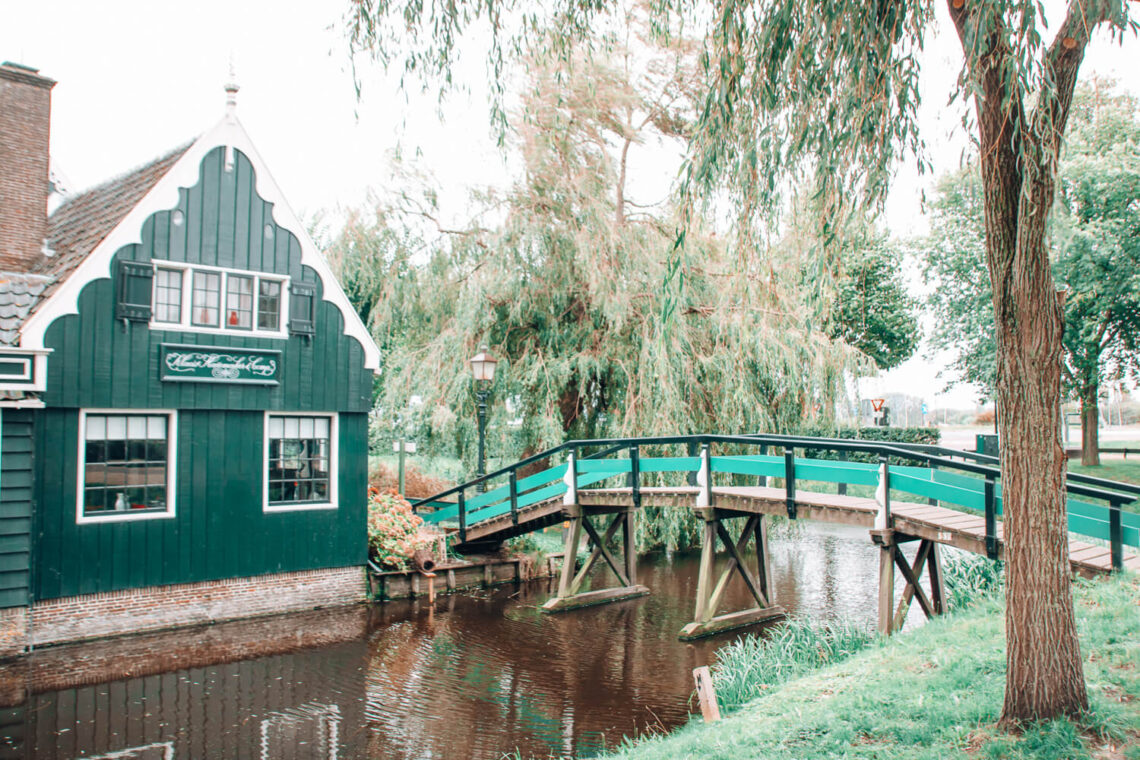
[264,413,337,512]
[150,261,288,337]
[191,270,221,327]
[153,267,183,324]
[226,273,254,329]
[258,278,283,331]
[77,410,177,524]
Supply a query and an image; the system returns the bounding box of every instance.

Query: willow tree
[348,0,1136,721]
[332,20,862,461]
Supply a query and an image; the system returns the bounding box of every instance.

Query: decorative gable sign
[159,343,280,385]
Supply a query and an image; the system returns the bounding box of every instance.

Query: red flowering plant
[367,488,433,569]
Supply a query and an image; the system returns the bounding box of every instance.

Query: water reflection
[0,522,925,759]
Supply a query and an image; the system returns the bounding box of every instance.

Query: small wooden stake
[693,666,721,723]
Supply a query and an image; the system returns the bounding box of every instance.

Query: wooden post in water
[691,518,717,625]
[693,666,721,723]
[874,531,896,635]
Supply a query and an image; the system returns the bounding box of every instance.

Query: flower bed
[367,488,433,569]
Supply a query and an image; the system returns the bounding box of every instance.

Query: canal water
[0,522,922,759]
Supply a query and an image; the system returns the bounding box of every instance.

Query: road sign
[871,398,886,412]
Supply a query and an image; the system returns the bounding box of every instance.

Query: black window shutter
[288,282,316,336]
[115,260,153,321]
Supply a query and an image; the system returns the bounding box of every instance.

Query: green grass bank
[605,575,1140,760]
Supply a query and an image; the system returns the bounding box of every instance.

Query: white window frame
[152,266,185,325]
[263,412,338,513]
[148,261,290,339]
[76,409,178,525]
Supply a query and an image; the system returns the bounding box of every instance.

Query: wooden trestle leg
[679,512,785,640]
[873,531,947,635]
[541,505,649,613]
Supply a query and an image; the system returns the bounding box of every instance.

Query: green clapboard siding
[0,409,34,608]
[32,409,368,601]
[31,146,376,601]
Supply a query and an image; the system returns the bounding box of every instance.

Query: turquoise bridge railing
[411,434,1140,572]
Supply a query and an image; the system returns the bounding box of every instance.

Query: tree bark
[993,238,1088,725]
[1080,389,1101,467]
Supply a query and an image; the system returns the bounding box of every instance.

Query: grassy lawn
[605,575,1140,760]
[1069,457,1140,487]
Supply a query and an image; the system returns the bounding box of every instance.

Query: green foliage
[792,425,941,466]
[914,166,996,397]
[940,549,1004,611]
[917,82,1140,404]
[827,233,920,371]
[329,20,887,481]
[710,618,877,712]
[795,426,941,447]
[367,489,432,569]
[606,575,1140,759]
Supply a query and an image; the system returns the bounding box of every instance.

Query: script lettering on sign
[159,344,281,385]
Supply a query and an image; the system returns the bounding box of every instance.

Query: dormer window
[149,262,289,337]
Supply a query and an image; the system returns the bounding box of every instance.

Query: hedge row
[789,426,942,464]
[794,426,941,446]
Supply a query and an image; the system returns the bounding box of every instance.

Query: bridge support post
[873,532,947,635]
[679,511,785,640]
[873,529,896,635]
[542,505,649,613]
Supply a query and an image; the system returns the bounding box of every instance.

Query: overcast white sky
[2,0,1137,409]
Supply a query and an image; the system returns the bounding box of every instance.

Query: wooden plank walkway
[455,485,1138,577]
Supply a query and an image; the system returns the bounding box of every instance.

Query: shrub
[796,425,941,446]
[792,425,941,464]
[975,409,996,425]
[710,617,877,712]
[367,488,433,569]
[369,461,455,500]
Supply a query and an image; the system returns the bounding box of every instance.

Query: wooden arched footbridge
[413,435,1140,640]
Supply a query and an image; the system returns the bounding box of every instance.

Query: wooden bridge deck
[458,485,1139,578]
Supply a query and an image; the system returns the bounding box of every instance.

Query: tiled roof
[0,272,52,346]
[31,141,192,311]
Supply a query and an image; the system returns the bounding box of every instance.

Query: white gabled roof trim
[20,113,382,373]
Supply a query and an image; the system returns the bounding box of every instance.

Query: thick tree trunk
[1080,391,1100,466]
[993,253,1088,724]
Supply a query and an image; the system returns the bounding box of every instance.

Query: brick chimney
[0,62,55,273]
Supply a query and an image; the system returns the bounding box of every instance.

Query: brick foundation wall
[30,565,366,647]
[0,606,28,658]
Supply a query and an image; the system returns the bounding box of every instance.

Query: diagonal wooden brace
[710,517,770,612]
[581,513,631,587]
[893,538,936,625]
[681,512,784,640]
[543,508,649,613]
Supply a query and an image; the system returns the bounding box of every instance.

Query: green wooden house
[0,63,381,652]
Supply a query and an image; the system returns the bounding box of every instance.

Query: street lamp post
[469,346,498,492]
